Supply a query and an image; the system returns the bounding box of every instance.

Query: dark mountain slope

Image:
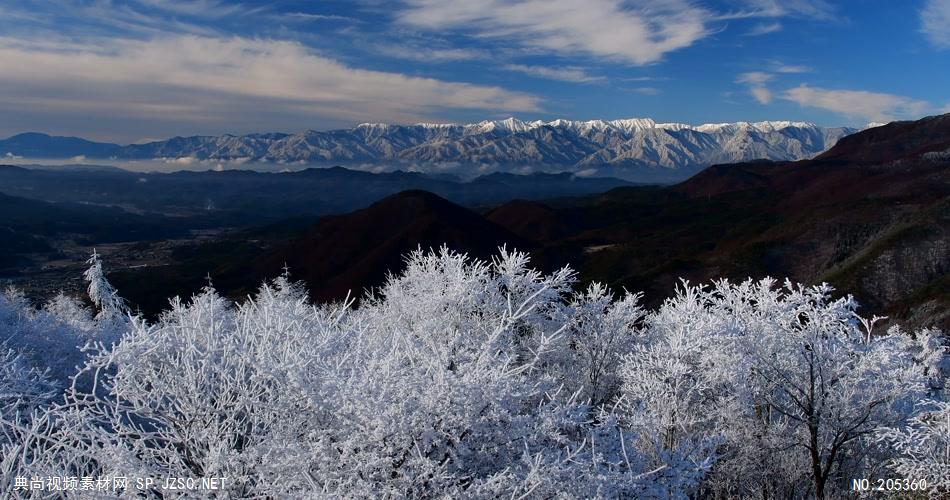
[672,160,782,198]
[259,190,530,303]
[485,200,574,242]
[111,191,531,312]
[816,114,950,163]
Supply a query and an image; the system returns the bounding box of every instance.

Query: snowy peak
[4,117,861,182]
[349,117,833,137]
[608,118,657,131]
[694,121,819,134]
[470,117,532,133]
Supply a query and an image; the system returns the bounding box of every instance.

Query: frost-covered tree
[557,283,644,406]
[622,278,939,499]
[35,280,327,496]
[297,248,703,497]
[743,282,929,499]
[0,347,56,421]
[877,399,950,495]
[0,287,88,387]
[84,249,125,322]
[0,253,128,495]
[42,292,96,335]
[0,252,125,389]
[620,282,731,485]
[0,248,945,499]
[3,249,709,498]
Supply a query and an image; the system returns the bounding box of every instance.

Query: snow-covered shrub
[622,278,938,499]
[0,253,130,491]
[877,399,950,495]
[0,287,89,388]
[42,292,96,337]
[0,248,946,499]
[30,278,331,497]
[4,250,698,498]
[0,348,57,421]
[556,282,645,406]
[0,253,125,389]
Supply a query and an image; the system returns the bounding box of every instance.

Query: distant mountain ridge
[88,112,950,329]
[0,117,860,181]
[0,132,121,158]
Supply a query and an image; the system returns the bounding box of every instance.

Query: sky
[0,0,948,143]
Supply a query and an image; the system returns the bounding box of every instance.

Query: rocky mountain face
[1,118,858,182]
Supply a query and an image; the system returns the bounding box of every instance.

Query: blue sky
[0,0,948,142]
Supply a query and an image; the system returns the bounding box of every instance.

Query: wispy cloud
[745,22,782,36]
[395,0,713,65]
[503,64,605,83]
[921,0,950,48]
[0,36,541,141]
[736,72,773,86]
[377,45,489,62]
[619,76,666,82]
[135,0,250,18]
[736,71,774,103]
[19,1,221,38]
[281,12,357,22]
[622,87,662,95]
[781,85,930,122]
[0,5,44,22]
[771,63,812,73]
[719,0,837,21]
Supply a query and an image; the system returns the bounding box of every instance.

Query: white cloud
[0,35,541,141]
[396,0,712,65]
[377,45,489,62]
[748,86,773,104]
[620,76,666,82]
[921,0,950,48]
[282,12,356,22]
[781,85,930,122]
[164,156,199,165]
[503,64,605,83]
[736,72,774,103]
[772,63,812,73]
[736,71,773,86]
[745,22,782,36]
[573,168,600,178]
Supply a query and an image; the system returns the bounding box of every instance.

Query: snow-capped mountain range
[2,118,861,181]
